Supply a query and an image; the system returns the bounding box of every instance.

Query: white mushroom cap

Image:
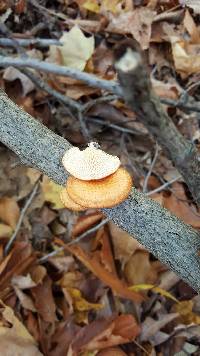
[62,142,121,180]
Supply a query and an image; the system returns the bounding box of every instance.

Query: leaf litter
[1,0,200,354]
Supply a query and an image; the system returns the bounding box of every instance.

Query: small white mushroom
[62,142,121,180]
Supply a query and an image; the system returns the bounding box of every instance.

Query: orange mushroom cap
[60,188,86,211]
[62,142,120,180]
[66,167,132,208]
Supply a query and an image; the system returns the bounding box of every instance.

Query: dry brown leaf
[66,244,144,302]
[93,42,114,77]
[106,7,156,49]
[48,255,75,273]
[0,197,20,229]
[31,275,56,323]
[141,314,179,342]
[163,183,200,228]
[0,242,35,292]
[171,40,200,77]
[152,78,180,100]
[12,274,37,289]
[65,84,99,99]
[0,300,43,355]
[109,221,145,266]
[30,265,47,285]
[26,168,41,186]
[97,228,117,276]
[3,67,35,96]
[58,271,84,289]
[72,212,104,237]
[124,251,160,285]
[48,320,79,356]
[14,286,36,312]
[183,9,200,43]
[72,314,140,352]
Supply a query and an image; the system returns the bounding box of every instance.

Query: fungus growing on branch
[61,143,132,211]
[62,142,120,180]
[60,188,86,211]
[66,167,132,208]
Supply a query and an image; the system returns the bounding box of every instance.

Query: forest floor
[1,0,200,355]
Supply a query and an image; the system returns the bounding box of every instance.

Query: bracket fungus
[60,189,86,212]
[61,143,132,210]
[67,167,132,208]
[62,142,120,180]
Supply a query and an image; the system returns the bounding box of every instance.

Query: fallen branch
[1,90,200,292]
[0,55,121,94]
[1,55,200,113]
[114,41,200,206]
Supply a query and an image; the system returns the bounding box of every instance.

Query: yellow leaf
[59,26,94,70]
[0,223,13,238]
[83,0,123,14]
[83,0,100,13]
[0,197,20,229]
[102,0,122,13]
[41,176,64,209]
[68,287,103,312]
[174,300,200,324]
[129,284,178,302]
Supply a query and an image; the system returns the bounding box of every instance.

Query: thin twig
[1,26,88,138]
[77,111,91,142]
[1,55,200,113]
[87,117,144,136]
[161,97,200,113]
[39,247,64,263]
[39,217,110,263]
[143,144,159,193]
[0,55,121,95]
[68,217,110,245]
[81,95,119,112]
[20,68,81,111]
[0,24,25,57]
[21,69,92,140]
[146,175,182,196]
[0,37,62,48]
[5,179,40,255]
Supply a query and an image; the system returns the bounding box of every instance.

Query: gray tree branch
[114,41,200,206]
[1,54,200,113]
[0,90,200,292]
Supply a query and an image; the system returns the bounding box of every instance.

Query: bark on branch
[0,90,200,292]
[114,41,200,206]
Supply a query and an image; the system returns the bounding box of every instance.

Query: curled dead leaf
[0,197,20,229]
[0,300,43,355]
[66,244,144,302]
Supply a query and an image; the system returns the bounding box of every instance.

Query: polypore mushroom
[62,142,120,180]
[66,167,132,208]
[60,188,86,211]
